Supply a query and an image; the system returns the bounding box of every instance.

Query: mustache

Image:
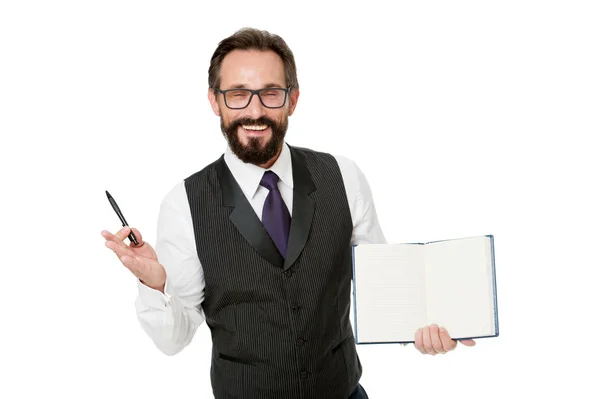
[229,116,277,129]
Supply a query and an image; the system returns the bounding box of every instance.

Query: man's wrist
[140,279,165,294]
[137,279,169,309]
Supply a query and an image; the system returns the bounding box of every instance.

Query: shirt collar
[224,142,294,199]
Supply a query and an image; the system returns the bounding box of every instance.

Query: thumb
[114,225,131,241]
[129,227,144,247]
[459,339,476,346]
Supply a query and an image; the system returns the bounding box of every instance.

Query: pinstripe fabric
[184,146,361,399]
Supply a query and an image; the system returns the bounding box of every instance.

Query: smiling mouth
[242,125,268,131]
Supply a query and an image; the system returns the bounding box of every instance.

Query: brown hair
[208,27,299,91]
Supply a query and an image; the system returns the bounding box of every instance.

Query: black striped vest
[184,145,361,398]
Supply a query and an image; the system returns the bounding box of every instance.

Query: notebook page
[353,243,427,343]
[424,236,495,338]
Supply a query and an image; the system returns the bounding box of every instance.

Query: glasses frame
[215,87,292,110]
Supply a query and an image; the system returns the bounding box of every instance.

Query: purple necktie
[260,171,291,258]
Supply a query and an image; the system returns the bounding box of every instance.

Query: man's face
[209,50,299,166]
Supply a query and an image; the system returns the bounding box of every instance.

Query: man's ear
[208,88,220,116]
[287,88,300,117]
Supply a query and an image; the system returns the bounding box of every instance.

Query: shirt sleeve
[134,181,206,356]
[335,155,387,245]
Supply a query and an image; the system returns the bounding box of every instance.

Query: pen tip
[106,190,112,199]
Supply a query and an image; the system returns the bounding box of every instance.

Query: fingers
[114,226,132,242]
[103,234,146,278]
[414,324,459,355]
[104,237,134,262]
[429,324,447,354]
[414,326,437,355]
[439,327,457,352]
[101,227,163,290]
[102,227,136,264]
[101,226,130,243]
[421,325,438,355]
[102,226,143,249]
[414,328,427,354]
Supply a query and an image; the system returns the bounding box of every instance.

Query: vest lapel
[216,157,284,268]
[284,146,316,271]
[214,147,317,270]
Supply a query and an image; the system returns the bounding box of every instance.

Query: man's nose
[244,93,266,119]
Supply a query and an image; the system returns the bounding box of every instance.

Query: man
[102,27,475,398]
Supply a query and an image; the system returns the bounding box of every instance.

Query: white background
[1,1,599,398]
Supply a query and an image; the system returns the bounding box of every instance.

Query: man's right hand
[101,226,167,293]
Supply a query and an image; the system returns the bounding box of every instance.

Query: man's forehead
[220,49,286,87]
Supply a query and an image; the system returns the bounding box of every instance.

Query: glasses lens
[225,90,252,109]
[259,89,286,108]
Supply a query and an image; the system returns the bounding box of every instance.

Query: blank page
[424,236,496,338]
[353,243,427,343]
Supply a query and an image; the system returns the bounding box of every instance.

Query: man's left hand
[414,323,476,355]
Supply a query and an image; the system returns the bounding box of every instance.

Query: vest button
[283,270,293,278]
[296,338,306,347]
[291,304,300,313]
[300,371,309,379]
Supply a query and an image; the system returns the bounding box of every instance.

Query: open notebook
[351,235,499,344]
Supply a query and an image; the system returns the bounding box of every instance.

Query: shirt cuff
[137,278,171,309]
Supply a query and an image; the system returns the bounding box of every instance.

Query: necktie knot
[260,170,280,191]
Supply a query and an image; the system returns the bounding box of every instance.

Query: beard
[221,115,288,165]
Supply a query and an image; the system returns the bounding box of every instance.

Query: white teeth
[242,125,268,131]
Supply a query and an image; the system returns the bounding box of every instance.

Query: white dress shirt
[135,143,387,355]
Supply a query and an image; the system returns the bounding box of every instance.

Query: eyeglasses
[216,87,291,109]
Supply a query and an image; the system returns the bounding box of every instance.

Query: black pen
[105,190,139,245]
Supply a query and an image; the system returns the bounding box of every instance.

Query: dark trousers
[348,383,369,399]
